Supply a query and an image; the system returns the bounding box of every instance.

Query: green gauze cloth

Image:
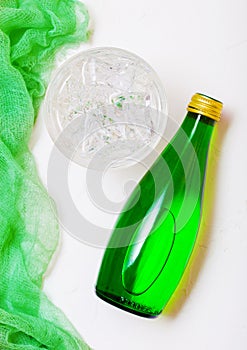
[0,0,91,349]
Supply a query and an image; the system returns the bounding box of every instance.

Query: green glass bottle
[96,93,223,318]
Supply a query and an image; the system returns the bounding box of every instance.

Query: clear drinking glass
[44,47,167,169]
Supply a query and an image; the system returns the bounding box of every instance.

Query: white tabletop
[33,0,247,349]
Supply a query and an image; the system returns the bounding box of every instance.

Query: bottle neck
[178,112,215,172]
[164,111,215,179]
[180,112,215,145]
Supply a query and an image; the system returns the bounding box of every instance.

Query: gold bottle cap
[187,93,223,122]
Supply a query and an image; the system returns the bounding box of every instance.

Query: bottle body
[96,95,221,318]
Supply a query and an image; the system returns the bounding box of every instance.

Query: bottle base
[95,288,161,319]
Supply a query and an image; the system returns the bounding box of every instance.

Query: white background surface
[32,0,247,349]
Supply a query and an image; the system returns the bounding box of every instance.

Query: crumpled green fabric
[0,0,90,348]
